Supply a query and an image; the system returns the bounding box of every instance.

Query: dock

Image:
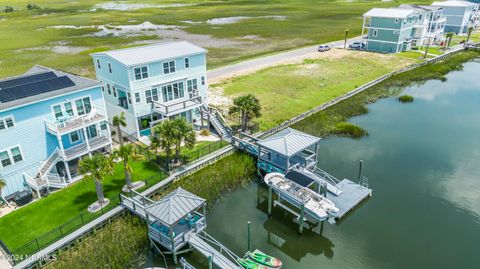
[232,127,372,230]
[120,188,241,268]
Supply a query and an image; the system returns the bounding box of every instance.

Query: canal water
[145,59,480,269]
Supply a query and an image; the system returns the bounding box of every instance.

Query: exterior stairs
[201,105,232,139]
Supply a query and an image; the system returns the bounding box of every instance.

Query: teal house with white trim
[0,66,112,202]
[91,41,208,139]
[362,8,421,53]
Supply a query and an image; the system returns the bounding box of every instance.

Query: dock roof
[363,8,418,18]
[257,128,321,157]
[145,187,206,226]
[91,41,206,67]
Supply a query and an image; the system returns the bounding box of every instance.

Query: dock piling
[299,204,305,235]
[358,160,364,181]
[247,221,251,252]
[208,255,213,269]
[268,187,272,217]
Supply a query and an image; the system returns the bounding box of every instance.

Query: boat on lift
[264,172,339,220]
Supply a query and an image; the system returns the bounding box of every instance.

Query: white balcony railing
[45,106,107,134]
[152,95,203,116]
[62,134,111,160]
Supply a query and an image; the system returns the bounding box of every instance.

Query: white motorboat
[264,172,339,220]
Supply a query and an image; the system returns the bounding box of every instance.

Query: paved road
[207,37,362,82]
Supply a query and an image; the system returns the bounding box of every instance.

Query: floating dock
[232,127,372,230]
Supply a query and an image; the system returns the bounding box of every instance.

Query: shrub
[3,6,14,12]
[398,95,414,103]
[199,128,210,136]
[26,3,40,10]
[334,122,368,138]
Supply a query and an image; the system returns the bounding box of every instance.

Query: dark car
[318,44,332,52]
[349,41,365,50]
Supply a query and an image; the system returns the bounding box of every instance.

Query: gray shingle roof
[145,187,206,226]
[0,65,100,112]
[257,128,321,157]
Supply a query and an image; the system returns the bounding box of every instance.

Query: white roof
[257,128,321,157]
[364,8,418,18]
[432,1,477,7]
[92,41,206,66]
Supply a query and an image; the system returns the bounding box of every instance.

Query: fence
[8,175,164,265]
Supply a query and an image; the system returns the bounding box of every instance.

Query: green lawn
[213,50,416,130]
[0,160,166,250]
[0,0,432,78]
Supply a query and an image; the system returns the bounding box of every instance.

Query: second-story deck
[62,135,111,160]
[152,95,203,117]
[45,106,108,135]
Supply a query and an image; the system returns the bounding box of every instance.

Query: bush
[398,95,414,103]
[334,122,368,138]
[3,6,14,12]
[199,128,210,136]
[26,3,40,10]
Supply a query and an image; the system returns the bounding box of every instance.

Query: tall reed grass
[47,216,148,269]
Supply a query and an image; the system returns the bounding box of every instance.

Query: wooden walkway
[328,179,372,219]
[188,233,241,269]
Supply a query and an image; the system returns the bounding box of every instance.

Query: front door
[87,125,98,139]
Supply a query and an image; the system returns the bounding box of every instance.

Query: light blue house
[432,1,479,34]
[91,41,210,139]
[0,66,112,201]
[362,8,421,53]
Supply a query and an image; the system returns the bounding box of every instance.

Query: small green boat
[237,258,269,269]
[246,249,283,268]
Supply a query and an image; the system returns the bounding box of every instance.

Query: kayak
[247,249,283,268]
[237,258,269,269]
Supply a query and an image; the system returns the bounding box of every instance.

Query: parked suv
[349,41,365,50]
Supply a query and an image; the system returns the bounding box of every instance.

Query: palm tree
[152,120,176,168]
[229,94,262,132]
[0,178,6,198]
[424,38,431,59]
[113,144,142,189]
[444,32,454,50]
[170,117,196,163]
[465,27,474,46]
[79,153,114,205]
[112,112,127,146]
[344,28,349,49]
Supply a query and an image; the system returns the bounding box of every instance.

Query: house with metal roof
[91,41,211,140]
[0,65,112,201]
[400,4,447,46]
[362,8,423,53]
[432,1,479,34]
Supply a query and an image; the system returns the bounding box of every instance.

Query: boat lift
[232,128,372,231]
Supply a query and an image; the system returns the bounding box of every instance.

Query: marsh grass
[292,51,480,137]
[154,152,256,204]
[334,122,368,138]
[46,216,148,269]
[398,95,414,103]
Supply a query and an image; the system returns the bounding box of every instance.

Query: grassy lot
[0,0,431,78]
[212,49,416,130]
[0,160,166,250]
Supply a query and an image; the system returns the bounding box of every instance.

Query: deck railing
[45,106,107,134]
[152,96,202,116]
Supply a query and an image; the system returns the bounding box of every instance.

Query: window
[64,102,74,117]
[185,58,190,68]
[162,82,184,102]
[101,86,105,92]
[75,97,91,116]
[127,93,132,104]
[152,88,159,101]
[112,86,117,98]
[373,29,378,37]
[108,63,112,73]
[163,61,175,74]
[395,18,399,24]
[107,84,111,95]
[146,90,153,103]
[69,131,80,143]
[0,150,11,168]
[135,92,141,103]
[10,147,22,163]
[100,123,107,131]
[201,76,205,86]
[96,59,101,69]
[134,66,148,80]
[0,117,15,130]
[187,79,197,92]
[53,105,63,119]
